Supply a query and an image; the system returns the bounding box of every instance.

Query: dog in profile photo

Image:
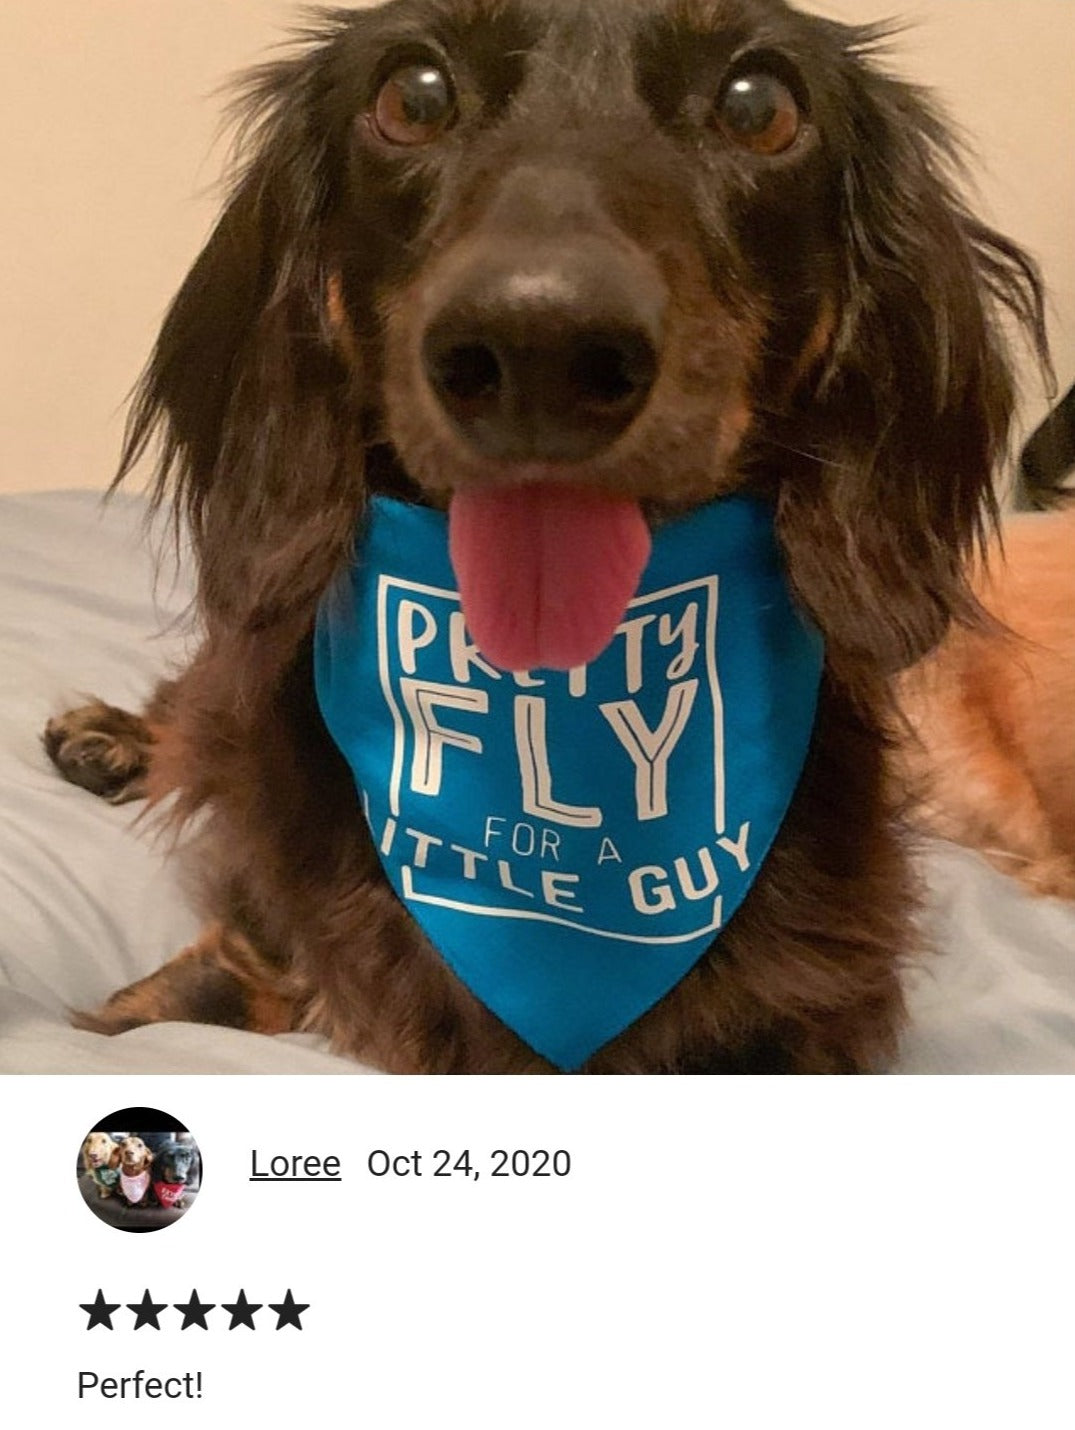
[45,0,1047,1073]
[81,1132,122,1198]
[116,1136,155,1206]
[150,1136,198,1211]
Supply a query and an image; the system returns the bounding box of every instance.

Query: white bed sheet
[2,490,1073,1074]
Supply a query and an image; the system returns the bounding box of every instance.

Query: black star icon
[268,1289,309,1330]
[221,1289,262,1329]
[128,1288,168,1329]
[80,1289,121,1330]
[173,1289,216,1330]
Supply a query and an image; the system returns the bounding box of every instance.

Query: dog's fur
[151,1137,197,1208]
[897,508,1075,899]
[46,0,1047,1072]
[81,1132,122,1195]
[117,1135,153,1171]
[115,1136,155,1204]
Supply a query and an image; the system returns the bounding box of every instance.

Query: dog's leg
[71,923,297,1036]
[44,676,182,803]
[43,699,156,804]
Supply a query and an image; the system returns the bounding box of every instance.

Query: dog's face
[82,1132,119,1170]
[126,0,1044,686]
[154,1139,195,1185]
[118,1136,152,1173]
[337,0,846,512]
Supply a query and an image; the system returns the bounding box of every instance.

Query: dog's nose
[421,242,665,463]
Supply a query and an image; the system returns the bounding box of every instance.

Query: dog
[116,1136,155,1206]
[81,1132,122,1198]
[44,0,1047,1073]
[896,506,1075,900]
[150,1137,197,1210]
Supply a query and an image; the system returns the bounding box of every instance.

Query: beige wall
[812,0,1075,439]
[1,0,1072,495]
[0,1,297,494]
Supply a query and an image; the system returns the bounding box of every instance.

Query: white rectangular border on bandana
[374,574,726,944]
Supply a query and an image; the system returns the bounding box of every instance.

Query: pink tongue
[448,484,652,672]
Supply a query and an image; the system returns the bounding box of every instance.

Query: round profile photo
[78,1107,201,1232]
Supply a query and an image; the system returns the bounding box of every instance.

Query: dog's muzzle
[419,163,667,465]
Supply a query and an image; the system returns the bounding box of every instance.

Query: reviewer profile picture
[78,1106,201,1232]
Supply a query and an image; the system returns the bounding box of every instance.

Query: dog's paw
[43,700,153,804]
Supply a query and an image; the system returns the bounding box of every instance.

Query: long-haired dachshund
[45,0,1047,1073]
[116,1136,155,1206]
[150,1137,198,1210]
[81,1132,122,1198]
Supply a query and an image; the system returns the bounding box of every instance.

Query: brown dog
[897,507,1075,899]
[45,0,1047,1072]
[116,1136,155,1207]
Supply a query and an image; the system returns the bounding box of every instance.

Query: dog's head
[117,1136,152,1174]
[82,1132,120,1171]
[153,1138,195,1185]
[123,0,1046,690]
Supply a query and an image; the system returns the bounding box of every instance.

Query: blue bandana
[315,494,823,1069]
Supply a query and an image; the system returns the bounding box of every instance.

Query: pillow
[0,491,365,1073]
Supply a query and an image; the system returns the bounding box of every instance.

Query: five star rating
[80,1288,308,1330]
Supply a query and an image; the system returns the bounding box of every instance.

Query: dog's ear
[117,30,366,638]
[775,31,1048,689]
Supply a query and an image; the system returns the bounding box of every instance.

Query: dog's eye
[714,72,801,155]
[372,64,456,146]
